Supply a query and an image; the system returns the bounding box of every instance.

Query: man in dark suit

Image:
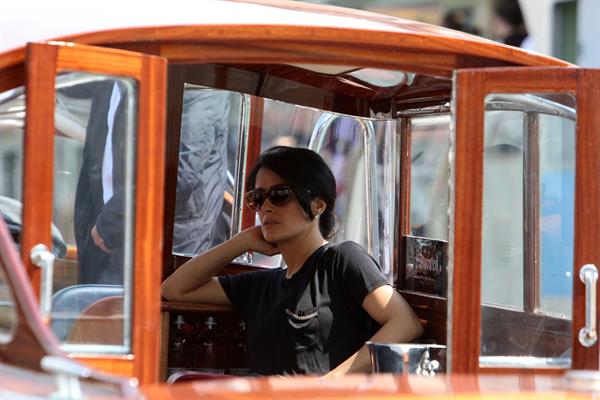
[73,79,128,284]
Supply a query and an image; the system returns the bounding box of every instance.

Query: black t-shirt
[218,241,389,375]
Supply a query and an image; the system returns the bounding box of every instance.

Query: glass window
[409,115,451,241]
[172,85,242,257]
[0,85,25,252]
[50,73,138,353]
[480,93,575,368]
[0,264,17,344]
[259,98,397,280]
[538,114,575,318]
[481,109,525,309]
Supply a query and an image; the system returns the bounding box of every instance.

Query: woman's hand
[235,226,280,256]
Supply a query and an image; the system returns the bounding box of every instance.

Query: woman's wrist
[229,230,252,255]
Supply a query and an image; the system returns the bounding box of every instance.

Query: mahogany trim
[22,42,167,384]
[396,118,411,287]
[1,21,571,73]
[241,96,264,230]
[452,67,587,374]
[452,69,485,373]
[131,44,167,385]
[161,302,236,314]
[572,69,600,370]
[161,65,185,278]
[22,43,57,291]
[0,64,24,94]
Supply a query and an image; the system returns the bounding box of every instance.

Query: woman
[161,146,423,376]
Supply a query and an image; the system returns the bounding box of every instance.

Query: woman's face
[254,168,318,244]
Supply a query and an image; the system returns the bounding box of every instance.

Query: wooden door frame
[23,41,167,383]
[450,67,599,373]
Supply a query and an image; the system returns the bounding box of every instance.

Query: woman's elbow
[411,317,424,340]
[160,281,178,301]
[394,313,424,342]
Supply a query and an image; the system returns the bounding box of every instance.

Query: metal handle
[578,264,598,347]
[30,244,55,321]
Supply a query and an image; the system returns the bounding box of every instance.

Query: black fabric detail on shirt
[218,241,389,375]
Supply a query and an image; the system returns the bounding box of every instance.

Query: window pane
[409,115,450,241]
[256,99,322,268]
[0,264,17,344]
[480,94,574,368]
[0,85,25,343]
[0,85,24,253]
[259,98,396,280]
[172,86,242,256]
[481,110,524,309]
[539,114,575,317]
[51,73,137,353]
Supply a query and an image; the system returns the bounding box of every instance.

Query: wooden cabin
[0,0,598,396]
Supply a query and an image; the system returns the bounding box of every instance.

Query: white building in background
[521,0,600,67]
[309,0,599,67]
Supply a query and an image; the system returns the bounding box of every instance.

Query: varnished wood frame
[396,118,412,287]
[451,67,599,373]
[23,42,167,383]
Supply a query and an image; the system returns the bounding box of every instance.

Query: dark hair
[494,0,528,47]
[246,146,337,239]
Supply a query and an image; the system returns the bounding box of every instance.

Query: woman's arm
[325,285,423,376]
[161,226,279,304]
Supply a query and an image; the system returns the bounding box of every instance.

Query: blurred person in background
[492,0,533,49]
[442,8,481,35]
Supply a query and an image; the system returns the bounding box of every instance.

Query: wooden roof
[0,0,571,74]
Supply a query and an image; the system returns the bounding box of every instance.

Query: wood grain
[21,43,57,291]
[21,41,167,384]
[572,69,600,370]
[452,67,591,374]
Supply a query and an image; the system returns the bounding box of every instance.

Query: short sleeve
[218,271,256,321]
[334,242,389,307]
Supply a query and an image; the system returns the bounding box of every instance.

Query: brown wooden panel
[572,69,600,370]
[73,357,134,376]
[452,70,485,373]
[41,20,570,69]
[131,51,167,385]
[54,45,143,76]
[478,67,577,93]
[23,42,167,384]
[241,96,264,230]
[480,306,571,359]
[160,311,170,381]
[22,43,57,290]
[396,118,411,287]
[161,302,236,314]
[161,65,185,278]
[399,291,446,345]
[452,66,593,374]
[0,63,24,93]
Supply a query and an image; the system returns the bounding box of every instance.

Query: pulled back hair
[246,146,337,239]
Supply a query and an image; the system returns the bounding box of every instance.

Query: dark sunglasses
[245,184,295,211]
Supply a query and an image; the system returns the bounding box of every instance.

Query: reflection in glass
[50,73,137,353]
[409,115,450,241]
[0,85,25,252]
[0,266,17,344]
[481,110,524,309]
[172,86,242,257]
[480,93,574,368]
[259,98,397,280]
[538,114,575,318]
